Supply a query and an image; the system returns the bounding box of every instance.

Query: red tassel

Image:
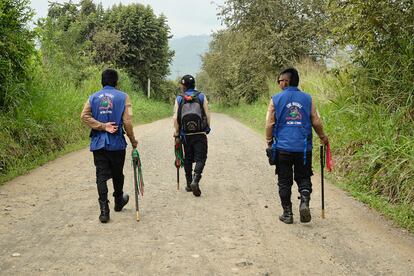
[326,143,334,172]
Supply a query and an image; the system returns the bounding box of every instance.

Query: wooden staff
[132,149,140,221]
[320,145,325,219]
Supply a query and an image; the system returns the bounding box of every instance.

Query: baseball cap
[180,74,195,87]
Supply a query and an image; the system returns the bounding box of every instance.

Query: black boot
[185,174,192,192]
[114,193,129,212]
[190,173,202,197]
[279,204,293,224]
[299,193,311,223]
[99,199,110,223]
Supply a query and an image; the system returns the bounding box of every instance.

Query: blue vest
[272,87,312,153]
[89,86,127,151]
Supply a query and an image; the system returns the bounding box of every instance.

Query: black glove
[266,147,276,166]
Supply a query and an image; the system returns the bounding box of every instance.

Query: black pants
[276,151,313,206]
[93,149,126,201]
[183,134,208,180]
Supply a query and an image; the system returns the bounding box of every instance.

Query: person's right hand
[132,140,138,149]
[174,137,181,145]
[320,135,329,145]
[104,122,118,134]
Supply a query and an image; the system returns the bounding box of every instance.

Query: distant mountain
[168,35,212,80]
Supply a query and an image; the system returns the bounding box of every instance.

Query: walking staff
[321,142,334,219]
[320,145,325,219]
[132,148,144,221]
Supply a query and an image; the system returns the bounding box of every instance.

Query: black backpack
[178,91,207,134]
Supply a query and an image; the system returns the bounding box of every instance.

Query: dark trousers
[183,134,208,181]
[276,151,313,206]
[93,149,126,201]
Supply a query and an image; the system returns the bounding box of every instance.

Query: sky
[29,0,225,38]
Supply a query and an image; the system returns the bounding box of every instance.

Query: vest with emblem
[89,86,127,151]
[272,87,312,153]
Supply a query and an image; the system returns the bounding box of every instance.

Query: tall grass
[214,61,414,232]
[0,65,171,184]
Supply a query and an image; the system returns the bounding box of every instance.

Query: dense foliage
[328,0,414,113]
[0,0,36,111]
[200,0,328,104]
[39,0,175,100]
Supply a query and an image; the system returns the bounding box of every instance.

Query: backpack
[178,91,207,134]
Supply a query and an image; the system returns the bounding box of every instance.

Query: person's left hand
[105,122,118,133]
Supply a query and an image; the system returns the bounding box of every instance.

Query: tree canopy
[39,1,174,94]
[201,0,413,112]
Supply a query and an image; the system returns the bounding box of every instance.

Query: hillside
[168,35,212,80]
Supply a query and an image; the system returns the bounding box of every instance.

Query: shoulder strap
[197,92,204,106]
[194,91,206,118]
[177,95,184,129]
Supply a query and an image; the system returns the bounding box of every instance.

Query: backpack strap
[177,94,184,132]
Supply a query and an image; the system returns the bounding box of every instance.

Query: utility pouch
[266,147,277,166]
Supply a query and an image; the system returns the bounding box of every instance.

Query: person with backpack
[173,75,211,197]
[81,69,138,223]
[265,68,328,224]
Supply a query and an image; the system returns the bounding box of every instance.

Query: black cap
[180,74,195,88]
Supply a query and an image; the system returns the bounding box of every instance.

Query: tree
[0,0,36,111]
[91,29,127,65]
[200,0,329,104]
[104,4,173,92]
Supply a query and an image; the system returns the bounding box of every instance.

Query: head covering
[180,74,195,88]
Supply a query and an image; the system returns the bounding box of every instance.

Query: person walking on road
[173,75,211,197]
[81,69,138,223]
[265,68,328,224]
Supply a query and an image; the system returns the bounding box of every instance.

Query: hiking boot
[99,199,110,223]
[279,204,293,224]
[114,193,129,212]
[190,173,202,197]
[299,194,311,223]
[185,175,192,192]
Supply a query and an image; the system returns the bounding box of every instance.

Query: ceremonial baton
[132,148,144,221]
[320,145,326,219]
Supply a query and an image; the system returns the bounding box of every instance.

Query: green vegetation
[202,0,413,232]
[40,0,175,102]
[0,0,36,111]
[198,0,327,104]
[0,0,174,184]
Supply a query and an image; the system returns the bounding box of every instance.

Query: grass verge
[0,67,171,185]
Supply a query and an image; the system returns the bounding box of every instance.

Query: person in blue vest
[265,68,328,224]
[173,75,211,197]
[81,69,138,223]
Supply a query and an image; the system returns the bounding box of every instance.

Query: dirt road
[1,113,413,275]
